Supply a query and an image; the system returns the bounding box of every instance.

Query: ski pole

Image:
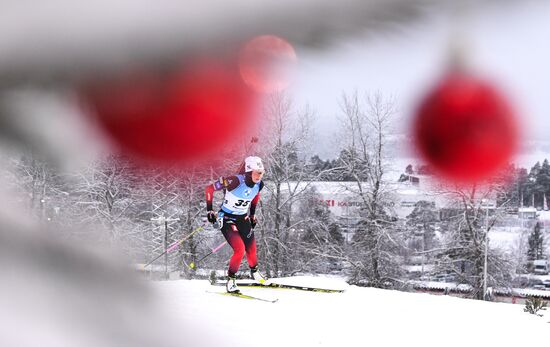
[189,241,227,270]
[143,224,204,269]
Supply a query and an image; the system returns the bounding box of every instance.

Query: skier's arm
[205,176,240,211]
[249,181,264,216]
[205,185,215,212]
[248,181,264,228]
[249,193,261,217]
[205,184,217,223]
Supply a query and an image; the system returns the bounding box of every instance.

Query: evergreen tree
[526,162,541,207]
[537,159,550,207]
[527,222,545,261]
[334,148,368,182]
[309,155,326,175]
[308,155,339,181]
[493,163,517,207]
[516,167,529,207]
[406,200,439,254]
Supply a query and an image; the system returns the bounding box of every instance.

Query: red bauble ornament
[81,56,257,164]
[413,72,519,183]
[238,35,297,94]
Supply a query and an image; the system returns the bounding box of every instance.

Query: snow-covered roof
[412,281,471,292]
[413,281,550,298]
[537,210,550,219]
[519,207,537,212]
[510,288,550,298]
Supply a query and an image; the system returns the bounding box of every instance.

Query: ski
[211,280,345,293]
[206,290,278,303]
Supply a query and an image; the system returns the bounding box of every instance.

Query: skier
[205,156,268,293]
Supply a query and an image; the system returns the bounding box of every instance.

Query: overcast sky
[289,0,550,165]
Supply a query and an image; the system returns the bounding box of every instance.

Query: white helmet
[244,156,264,172]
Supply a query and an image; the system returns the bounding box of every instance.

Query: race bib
[222,190,252,214]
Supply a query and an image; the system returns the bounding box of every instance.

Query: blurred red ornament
[80,56,257,163]
[413,72,519,183]
[238,35,297,93]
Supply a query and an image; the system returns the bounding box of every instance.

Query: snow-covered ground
[152,276,548,347]
[489,227,526,251]
[490,225,550,256]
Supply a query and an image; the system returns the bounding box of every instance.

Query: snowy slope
[153,277,548,347]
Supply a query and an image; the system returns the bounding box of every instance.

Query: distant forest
[308,151,550,209]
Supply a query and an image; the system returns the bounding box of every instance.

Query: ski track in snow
[152,277,548,347]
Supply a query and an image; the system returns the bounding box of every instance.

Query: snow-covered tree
[174,166,216,279]
[296,187,345,274]
[11,151,70,224]
[255,93,320,277]
[435,183,514,300]
[336,90,403,288]
[510,228,529,275]
[70,156,138,242]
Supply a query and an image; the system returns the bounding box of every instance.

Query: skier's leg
[221,223,245,277]
[237,218,257,268]
[238,219,266,283]
[247,238,267,284]
[244,236,257,269]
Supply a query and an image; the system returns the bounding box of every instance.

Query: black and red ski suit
[205,172,263,276]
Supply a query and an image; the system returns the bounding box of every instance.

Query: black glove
[249,215,257,229]
[207,211,216,224]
